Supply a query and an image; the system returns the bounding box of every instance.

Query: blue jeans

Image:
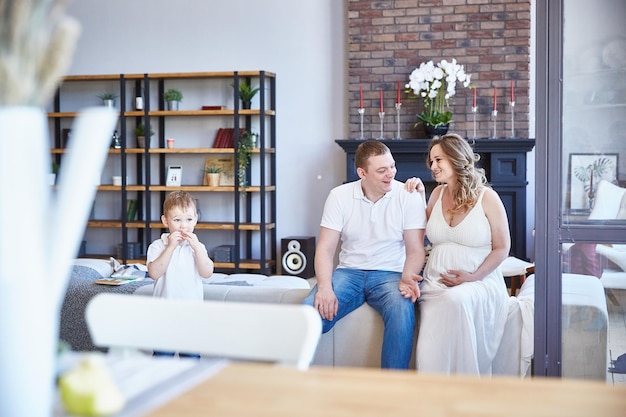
[302,268,416,369]
[152,351,201,359]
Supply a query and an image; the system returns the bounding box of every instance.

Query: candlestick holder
[394,103,402,140]
[509,101,515,138]
[357,108,365,139]
[491,110,498,139]
[378,112,385,140]
[471,106,478,143]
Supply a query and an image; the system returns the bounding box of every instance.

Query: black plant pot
[423,123,449,138]
[241,100,251,110]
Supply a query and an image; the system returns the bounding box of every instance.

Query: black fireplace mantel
[335,138,536,260]
[336,138,535,181]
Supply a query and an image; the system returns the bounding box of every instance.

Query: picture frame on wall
[204,156,234,186]
[568,153,618,211]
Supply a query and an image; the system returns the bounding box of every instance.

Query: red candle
[359,85,363,109]
[473,88,477,107]
[379,88,384,113]
[510,80,515,103]
[493,86,497,111]
[396,80,401,104]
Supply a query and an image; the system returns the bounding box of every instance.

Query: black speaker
[281,236,316,278]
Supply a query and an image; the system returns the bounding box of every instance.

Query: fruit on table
[58,355,125,416]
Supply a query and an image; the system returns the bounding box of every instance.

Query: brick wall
[348,0,531,139]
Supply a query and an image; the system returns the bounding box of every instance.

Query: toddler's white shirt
[147,233,205,300]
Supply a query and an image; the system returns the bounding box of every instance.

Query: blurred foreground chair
[85,293,322,370]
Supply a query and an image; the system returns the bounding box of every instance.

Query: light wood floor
[606,288,626,386]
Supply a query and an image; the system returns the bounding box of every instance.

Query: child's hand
[181,231,201,249]
[167,231,184,246]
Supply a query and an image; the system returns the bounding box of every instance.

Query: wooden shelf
[214,259,276,271]
[51,148,275,155]
[148,185,276,192]
[52,71,277,272]
[146,71,276,79]
[87,221,276,230]
[146,109,275,116]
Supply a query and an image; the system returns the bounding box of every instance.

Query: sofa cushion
[203,273,311,289]
[71,258,113,278]
[519,273,608,380]
[588,180,626,220]
[617,192,626,219]
[596,244,626,272]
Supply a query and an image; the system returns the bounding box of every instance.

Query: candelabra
[394,103,402,139]
[357,108,365,139]
[471,106,478,143]
[491,110,498,139]
[509,101,515,138]
[378,111,385,140]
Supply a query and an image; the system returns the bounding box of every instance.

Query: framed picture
[204,156,234,186]
[568,153,618,210]
[166,165,183,187]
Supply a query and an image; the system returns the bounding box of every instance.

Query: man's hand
[313,287,338,321]
[399,273,422,302]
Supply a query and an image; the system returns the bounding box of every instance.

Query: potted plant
[237,81,260,109]
[49,161,59,186]
[163,88,183,111]
[134,124,155,148]
[204,165,222,187]
[237,131,256,190]
[405,58,471,137]
[97,92,118,108]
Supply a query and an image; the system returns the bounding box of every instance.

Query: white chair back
[85,293,322,370]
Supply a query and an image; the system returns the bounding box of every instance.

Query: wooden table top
[146,362,626,417]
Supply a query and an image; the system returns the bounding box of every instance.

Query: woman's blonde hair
[427,133,488,213]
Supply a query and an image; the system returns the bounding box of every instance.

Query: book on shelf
[126,199,138,222]
[212,127,246,148]
[201,105,227,110]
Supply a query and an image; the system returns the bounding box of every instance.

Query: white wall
[66,0,538,261]
[66,0,348,255]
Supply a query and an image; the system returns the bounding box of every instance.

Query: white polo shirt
[321,179,426,272]
[147,233,205,300]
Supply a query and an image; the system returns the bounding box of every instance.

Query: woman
[406,133,511,375]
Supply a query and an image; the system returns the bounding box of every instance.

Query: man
[303,140,427,369]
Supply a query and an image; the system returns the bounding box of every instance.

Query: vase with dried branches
[0,2,118,416]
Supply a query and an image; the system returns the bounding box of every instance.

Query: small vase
[424,123,449,138]
[205,172,221,187]
[137,136,155,148]
[166,100,179,111]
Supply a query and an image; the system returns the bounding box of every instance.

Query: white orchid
[406,59,471,127]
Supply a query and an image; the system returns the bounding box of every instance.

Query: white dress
[417,186,509,375]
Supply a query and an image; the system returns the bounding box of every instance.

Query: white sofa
[132,272,534,374]
[68,260,608,379]
[519,273,609,380]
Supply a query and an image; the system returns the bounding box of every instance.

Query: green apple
[58,355,125,416]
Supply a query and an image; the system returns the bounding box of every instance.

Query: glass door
[536,0,626,383]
